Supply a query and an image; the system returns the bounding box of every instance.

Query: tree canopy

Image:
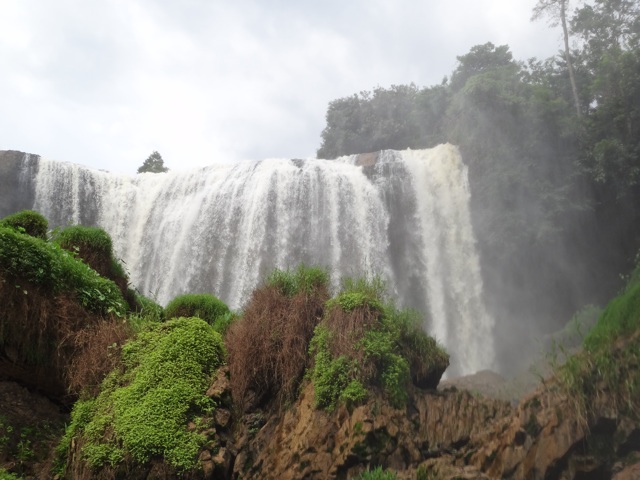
[137,151,169,174]
[315,2,640,351]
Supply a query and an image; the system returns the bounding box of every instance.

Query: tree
[532,0,583,117]
[137,151,169,174]
[449,42,515,92]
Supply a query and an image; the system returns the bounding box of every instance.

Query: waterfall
[25,144,493,375]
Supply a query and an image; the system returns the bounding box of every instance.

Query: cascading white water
[27,144,493,375]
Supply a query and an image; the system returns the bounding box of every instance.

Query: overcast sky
[1,0,563,174]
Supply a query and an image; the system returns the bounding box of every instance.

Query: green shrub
[390,309,449,389]
[52,226,122,279]
[0,226,127,317]
[131,291,165,324]
[59,317,226,473]
[354,466,398,479]
[309,277,448,411]
[0,210,48,240]
[53,225,113,259]
[165,293,231,334]
[267,264,330,297]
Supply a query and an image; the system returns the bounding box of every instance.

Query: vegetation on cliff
[56,317,226,475]
[309,277,449,411]
[555,260,640,428]
[226,265,330,411]
[0,210,48,240]
[165,293,232,334]
[0,220,130,403]
[317,1,640,351]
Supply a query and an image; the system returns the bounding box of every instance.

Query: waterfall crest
[27,144,493,374]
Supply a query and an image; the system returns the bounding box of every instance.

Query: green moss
[309,276,448,411]
[326,275,386,312]
[0,210,48,240]
[360,329,410,407]
[165,293,231,334]
[59,317,226,473]
[309,325,364,411]
[266,264,329,297]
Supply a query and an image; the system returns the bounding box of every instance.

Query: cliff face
[232,383,511,479]
[222,379,639,480]
[0,150,38,218]
[6,368,639,480]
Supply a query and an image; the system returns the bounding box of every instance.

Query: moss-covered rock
[309,277,449,411]
[58,317,226,476]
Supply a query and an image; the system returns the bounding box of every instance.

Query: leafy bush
[52,226,115,277]
[391,309,449,389]
[58,317,226,473]
[354,466,398,479]
[0,226,127,317]
[131,290,165,324]
[0,210,48,240]
[165,293,230,333]
[308,325,367,411]
[227,265,330,411]
[267,264,330,297]
[309,277,448,411]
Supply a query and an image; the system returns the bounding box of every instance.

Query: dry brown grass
[0,273,129,403]
[322,303,381,355]
[66,318,133,397]
[226,283,329,412]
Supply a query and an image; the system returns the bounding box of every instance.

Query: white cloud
[0,0,561,174]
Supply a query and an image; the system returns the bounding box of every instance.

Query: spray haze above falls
[18,144,492,375]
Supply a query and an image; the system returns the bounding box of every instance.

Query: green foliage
[309,325,366,411]
[51,225,129,286]
[0,226,127,316]
[54,399,96,473]
[354,466,398,480]
[137,151,169,174]
[131,291,165,324]
[450,42,515,91]
[391,309,449,389]
[309,277,448,411]
[59,317,225,473]
[0,468,22,480]
[165,293,231,334]
[266,264,329,297]
[584,281,640,352]
[52,225,113,258]
[554,268,640,427]
[0,210,48,240]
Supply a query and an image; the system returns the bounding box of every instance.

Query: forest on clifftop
[316,0,640,359]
